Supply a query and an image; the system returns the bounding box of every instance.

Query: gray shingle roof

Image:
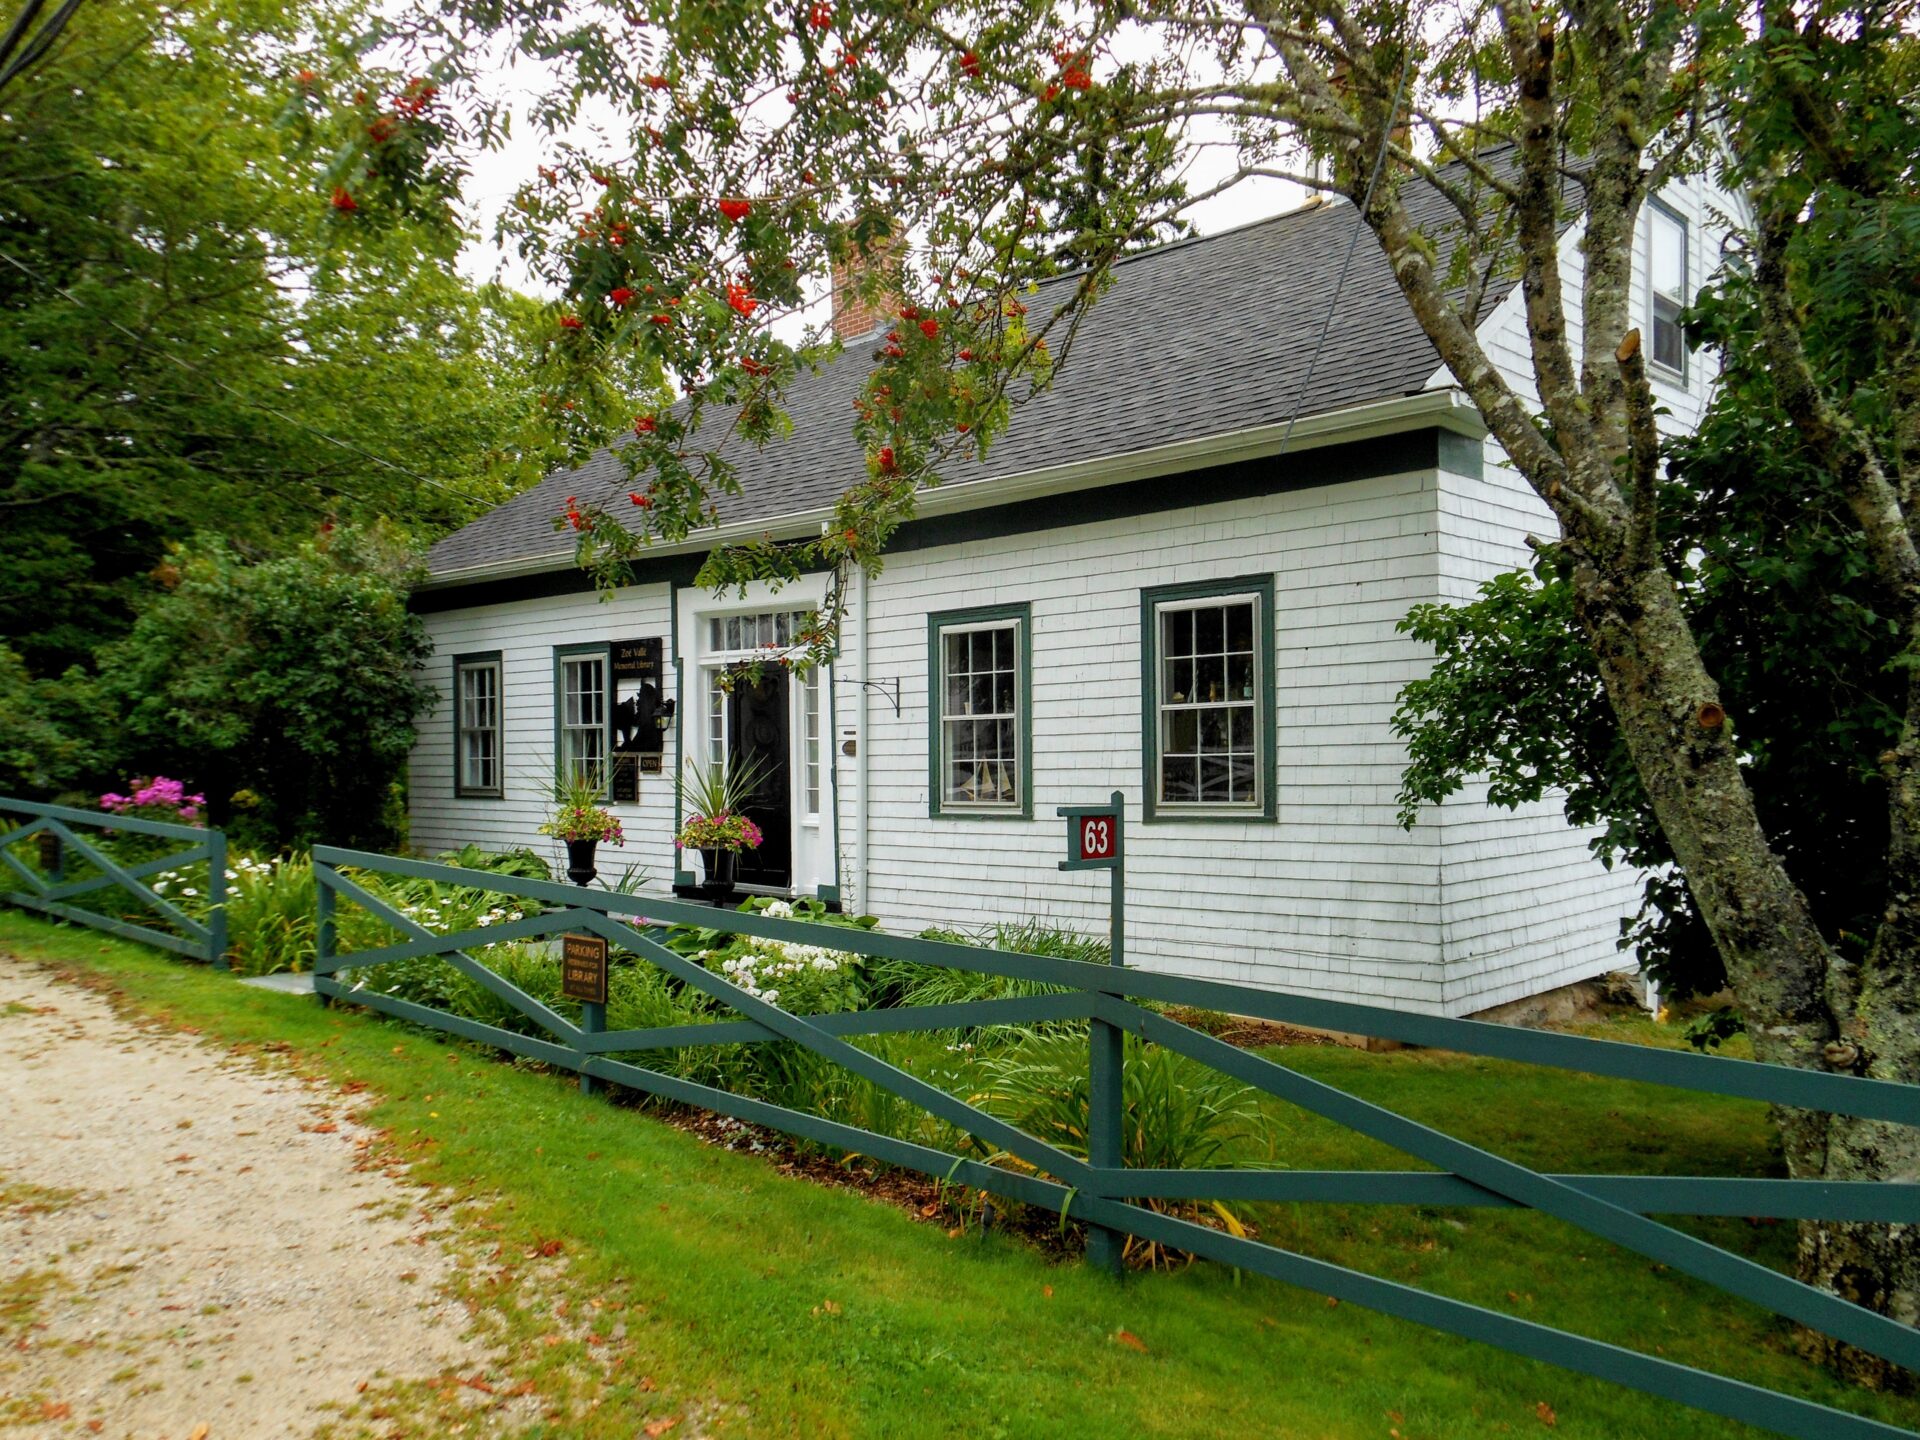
[427,180,1509,582]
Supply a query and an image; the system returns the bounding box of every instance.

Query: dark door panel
[727,668,791,888]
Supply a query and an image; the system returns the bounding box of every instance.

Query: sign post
[1059,790,1125,1276]
[562,932,609,1097]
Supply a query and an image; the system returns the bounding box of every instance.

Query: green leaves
[95,528,438,850]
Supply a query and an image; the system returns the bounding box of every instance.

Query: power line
[1277,45,1417,460]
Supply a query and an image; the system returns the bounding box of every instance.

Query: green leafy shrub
[432,843,552,881]
[863,919,1098,1035]
[222,853,317,976]
[97,528,436,851]
[974,1030,1265,1266]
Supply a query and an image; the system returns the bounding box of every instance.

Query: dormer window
[1648,201,1689,377]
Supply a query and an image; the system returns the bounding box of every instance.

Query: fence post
[36,828,62,885]
[314,866,334,1007]
[1085,790,1127,1277]
[579,998,604,1097]
[206,829,228,971]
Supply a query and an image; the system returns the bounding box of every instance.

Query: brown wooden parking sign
[561,933,608,1005]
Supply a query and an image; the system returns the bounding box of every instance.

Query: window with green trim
[557,647,609,790]
[453,652,502,798]
[928,604,1030,816]
[1141,576,1275,820]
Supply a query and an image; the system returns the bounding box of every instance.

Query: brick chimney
[830,228,903,342]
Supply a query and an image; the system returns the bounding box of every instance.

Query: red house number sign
[1078,814,1117,863]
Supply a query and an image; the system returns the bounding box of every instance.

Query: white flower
[225,870,238,880]
[476,916,493,927]
[181,887,198,897]
[764,900,794,920]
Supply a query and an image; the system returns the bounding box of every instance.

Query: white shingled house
[407,167,1724,1018]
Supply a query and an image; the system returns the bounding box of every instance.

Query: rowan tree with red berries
[341,0,1920,1376]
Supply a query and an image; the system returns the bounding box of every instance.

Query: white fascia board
[417,387,1484,593]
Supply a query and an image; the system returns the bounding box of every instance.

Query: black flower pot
[699,846,738,900]
[565,837,599,887]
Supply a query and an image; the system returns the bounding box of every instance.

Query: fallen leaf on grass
[1042,1285,1053,1299]
[643,1417,681,1437]
[1536,1401,1557,1428]
[1114,1330,1148,1353]
[639,1376,657,1392]
[40,1402,71,1420]
[531,1239,564,1258]
[188,1427,210,1440]
[463,1375,496,1395]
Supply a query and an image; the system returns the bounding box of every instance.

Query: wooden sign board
[612,637,663,681]
[561,933,609,1005]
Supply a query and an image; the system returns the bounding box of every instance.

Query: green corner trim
[451,650,504,799]
[926,601,1033,821]
[1139,574,1278,824]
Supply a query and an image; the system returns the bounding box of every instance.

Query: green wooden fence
[0,797,226,966]
[251,852,1904,1436]
[309,843,1920,1440]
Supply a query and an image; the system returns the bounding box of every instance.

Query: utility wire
[0,244,464,495]
[1276,43,1417,460]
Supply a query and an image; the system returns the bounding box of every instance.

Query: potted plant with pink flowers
[675,756,770,900]
[539,771,625,886]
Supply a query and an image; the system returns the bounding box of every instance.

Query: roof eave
[415,386,1484,594]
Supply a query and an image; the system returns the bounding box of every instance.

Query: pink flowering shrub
[99,776,206,825]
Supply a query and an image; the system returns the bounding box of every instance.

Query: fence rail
[0,797,226,966]
[308,843,1920,1440]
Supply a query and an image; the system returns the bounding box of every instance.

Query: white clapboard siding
[1418,176,1735,1013]
[409,585,678,883]
[845,463,1451,1009]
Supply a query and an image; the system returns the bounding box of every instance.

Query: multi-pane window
[930,607,1028,814]
[558,650,608,790]
[708,610,809,653]
[1648,203,1688,375]
[454,655,501,797]
[1141,577,1273,819]
[802,665,823,819]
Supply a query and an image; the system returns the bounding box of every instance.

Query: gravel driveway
[0,955,489,1439]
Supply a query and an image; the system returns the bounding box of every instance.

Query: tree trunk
[1573,538,1920,1388]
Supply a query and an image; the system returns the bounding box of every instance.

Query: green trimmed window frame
[927,602,1033,820]
[553,641,614,799]
[452,650,504,799]
[1139,574,1277,823]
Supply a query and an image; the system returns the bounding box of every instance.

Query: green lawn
[3,910,1916,1440]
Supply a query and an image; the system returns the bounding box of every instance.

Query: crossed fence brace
[306,843,1920,1440]
[0,798,226,966]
